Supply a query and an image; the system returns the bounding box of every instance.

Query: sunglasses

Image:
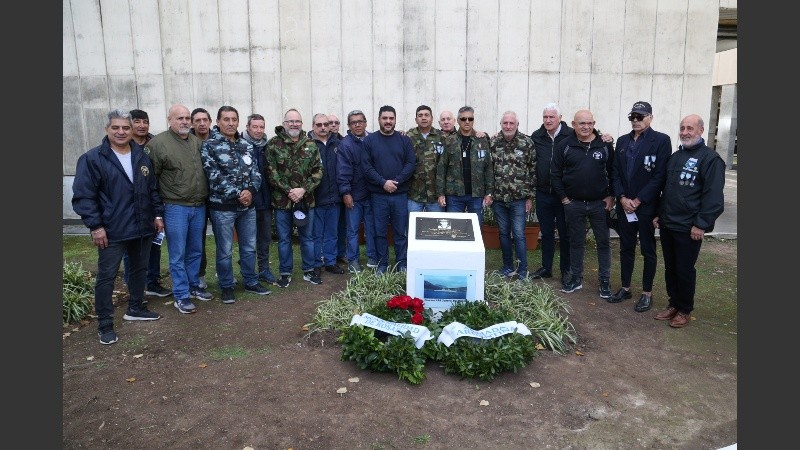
[458,117,475,122]
[628,114,649,122]
[314,122,330,127]
[330,121,340,125]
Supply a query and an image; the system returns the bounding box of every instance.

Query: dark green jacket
[436,131,494,198]
[144,129,208,206]
[266,126,322,209]
[406,127,446,203]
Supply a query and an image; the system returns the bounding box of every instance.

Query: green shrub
[63,261,95,325]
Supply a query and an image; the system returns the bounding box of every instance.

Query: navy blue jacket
[242,130,271,211]
[72,137,163,241]
[551,132,615,201]
[611,127,672,216]
[363,131,416,195]
[337,131,371,201]
[313,134,342,206]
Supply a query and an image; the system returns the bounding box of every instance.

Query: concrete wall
[63,0,722,220]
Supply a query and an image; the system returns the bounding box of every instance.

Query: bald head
[167,104,192,136]
[679,114,705,148]
[571,109,596,141]
[439,110,455,133]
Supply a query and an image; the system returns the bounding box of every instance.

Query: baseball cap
[293,200,309,227]
[629,101,652,115]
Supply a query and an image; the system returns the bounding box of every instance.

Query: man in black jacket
[72,109,164,345]
[653,114,724,328]
[552,109,615,297]
[609,101,672,312]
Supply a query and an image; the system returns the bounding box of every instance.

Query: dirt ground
[62,240,737,449]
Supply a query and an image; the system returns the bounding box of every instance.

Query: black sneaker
[98,328,118,345]
[325,264,345,274]
[221,287,236,304]
[561,278,583,293]
[245,283,271,295]
[599,279,612,298]
[337,256,349,265]
[145,283,172,297]
[123,308,162,321]
[276,275,291,288]
[348,261,363,273]
[190,286,214,301]
[303,270,322,285]
[366,259,379,269]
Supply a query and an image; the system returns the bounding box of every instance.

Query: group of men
[72,99,724,345]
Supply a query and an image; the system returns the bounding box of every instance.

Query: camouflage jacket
[490,130,537,203]
[406,127,447,203]
[266,126,322,209]
[436,131,494,198]
[201,126,262,211]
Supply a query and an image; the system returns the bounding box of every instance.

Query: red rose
[411,298,424,314]
[411,312,424,325]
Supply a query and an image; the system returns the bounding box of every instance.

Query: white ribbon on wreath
[349,313,434,349]
[436,321,532,347]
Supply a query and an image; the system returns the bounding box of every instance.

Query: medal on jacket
[242,154,252,165]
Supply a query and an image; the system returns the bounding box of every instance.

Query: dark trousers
[255,208,273,276]
[536,190,570,276]
[564,199,611,282]
[95,237,151,331]
[659,226,702,314]
[616,209,657,291]
[122,242,161,287]
[199,206,211,277]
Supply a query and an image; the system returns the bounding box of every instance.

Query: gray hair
[347,109,366,122]
[106,109,132,128]
[457,105,475,115]
[543,102,561,116]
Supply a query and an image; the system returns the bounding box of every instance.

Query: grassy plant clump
[63,261,95,326]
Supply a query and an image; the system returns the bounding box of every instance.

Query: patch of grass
[63,261,95,325]
[122,335,145,349]
[413,434,431,444]
[209,345,250,360]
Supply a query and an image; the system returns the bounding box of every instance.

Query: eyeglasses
[283,120,302,125]
[330,121,340,125]
[458,117,475,122]
[349,120,367,125]
[314,122,330,127]
[628,114,649,122]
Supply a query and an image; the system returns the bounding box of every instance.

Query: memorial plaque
[415,217,475,241]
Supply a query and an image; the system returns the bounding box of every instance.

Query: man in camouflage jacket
[490,111,536,280]
[407,105,446,213]
[265,109,323,288]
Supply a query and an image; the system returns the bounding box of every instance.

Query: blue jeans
[275,208,315,275]
[564,199,611,282]
[345,197,377,264]
[371,193,409,270]
[492,199,528,274]
[122,242,162,287]
[164,203,206,300]
[535,190,570,276]
[96,237,151,331]
[446,195,484,224]
[313,203,340,267]
[210,208,258,289]
[255,208,274,277]
[408,199,443,213]
[337,203,347,259]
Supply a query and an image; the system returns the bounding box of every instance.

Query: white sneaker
[197,276,207,289]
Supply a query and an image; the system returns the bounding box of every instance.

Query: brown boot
[669,312,691,328]
[654,306,678,321]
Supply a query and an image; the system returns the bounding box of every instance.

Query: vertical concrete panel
[187,0,222,108]
[653,0,688,75]
[278,0,313,118]
[589,73,622,137]
[72,0,108,76]
[63,82,86,175]
[372,0,405,129]
[435,71,467,118]
[529,0,562,72]
[108,76,138,109]
[621,0,657,74]
[192,73,224,113]
[100,0,135,76]
[589,0,625,74]
[559,0,593,74]
[219,0,253,109]
[559,72,591,117]
[402,0,435,124]
[497,72,530,133]
[63,0,79,77]
[527,73,561,131]
[130,0,163,76]
[341,0,374,122]
[83,104,110,152]
[249,0,283,127]
[434,0,467,115]
[64,177,79,219]
[498,0,529,71]
[685,0,718,76]
[651,74,684,148]
[707,85,720,149]
[159,0,195,104]
[467,1,498,126]
[309,0,343,115]
[715,84,736,168]
[136,74,168,133]
[681,74,713,141]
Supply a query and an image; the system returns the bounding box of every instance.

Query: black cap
[293,200,309,227]
[629,101,652,115]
